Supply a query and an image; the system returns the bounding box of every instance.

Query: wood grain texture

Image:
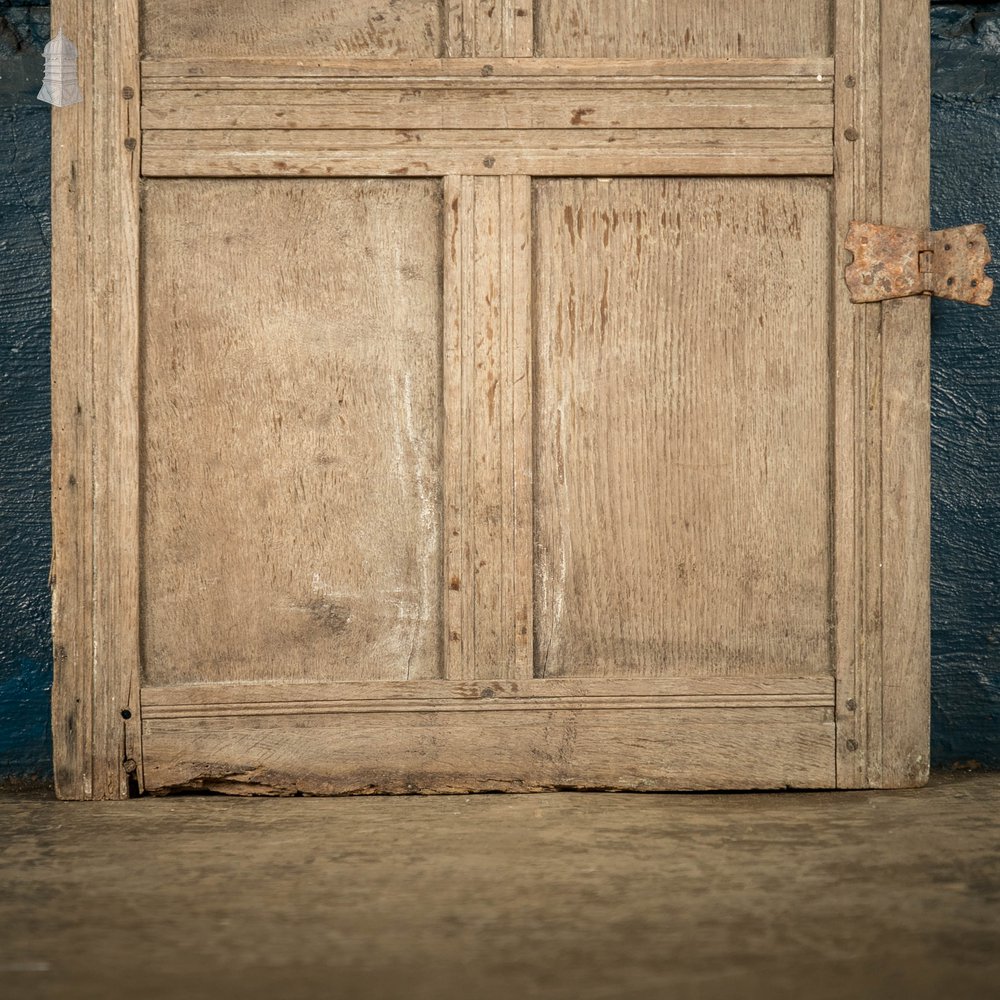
[53,0,929,795]
[443,176,532,680]
[141,706,837,793]
[139,81,833,132]
[534,0,833,59]
[832,0,882,788]
[141,57,835,81]
[140,127,834,178]
[443,0,533,57]
[51,0,94,800]
[832,0,929,789]
[533,178,832,679]
[51,0,143,800]
[142,675,835,714]
[140,179,444,685]
[140,0,444,59]
[877,0,931,787]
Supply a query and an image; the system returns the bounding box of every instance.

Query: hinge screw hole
[120,708,132,719]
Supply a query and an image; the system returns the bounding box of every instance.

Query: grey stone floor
[1,772,998,999]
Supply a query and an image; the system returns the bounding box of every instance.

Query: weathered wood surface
[141,128,833,178]
[54,0,930,795]
[140,82,832,132]
[141,57,835,82]
[831,0,930,788]
[534,0,833,59]
[876,0,931,787]
[141,707,836,794]
[533,177,832,679]
[443,176,533,680]
[140,0,834,61]
[140,0,445,59]
[51,0,143,800]
[142,676,835,715]
[6,777,999,1000]
[140,179,444,685]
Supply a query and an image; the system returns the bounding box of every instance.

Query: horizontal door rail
[141,126,833,177]
[142,56,835,84]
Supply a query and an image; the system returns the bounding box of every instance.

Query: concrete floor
[1,774,998,1000]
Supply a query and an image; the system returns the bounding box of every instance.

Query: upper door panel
[141,0,446,58]
[140,1,834,61]
[534,1,833,58]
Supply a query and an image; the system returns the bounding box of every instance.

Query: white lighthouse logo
[38,28,83,108]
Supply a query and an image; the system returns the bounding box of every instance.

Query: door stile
[833,0,930,787]
[51,0,143,799]
[832,0,883,789]
[51,0,94,801]
[877,0,931,787]
[502,0,534,57]
[448,1,534,58]
[442,176,534,681]
[501,176,535,678]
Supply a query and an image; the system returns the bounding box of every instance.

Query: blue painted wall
[0,2,51,783]
[0,3,997,783]
[930,3,1000,767]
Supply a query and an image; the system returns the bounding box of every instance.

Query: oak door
[52,1,930,797]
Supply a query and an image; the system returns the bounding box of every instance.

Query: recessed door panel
[534,1,833,58]
[140,0,446,59]
[140,179,444,684]
[532,177,832,679]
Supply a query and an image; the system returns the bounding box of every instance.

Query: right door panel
[532,177,832,680]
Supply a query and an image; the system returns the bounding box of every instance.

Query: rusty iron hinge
[845,221,994,306]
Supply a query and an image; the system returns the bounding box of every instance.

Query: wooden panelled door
[52,1,930,797]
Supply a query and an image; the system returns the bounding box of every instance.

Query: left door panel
[141,179,445,685]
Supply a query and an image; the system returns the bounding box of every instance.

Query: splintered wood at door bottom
[141,706,836,794]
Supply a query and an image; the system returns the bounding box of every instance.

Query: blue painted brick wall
[0,3,997,782]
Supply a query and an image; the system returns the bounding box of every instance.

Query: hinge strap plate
[845,221,994,307]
